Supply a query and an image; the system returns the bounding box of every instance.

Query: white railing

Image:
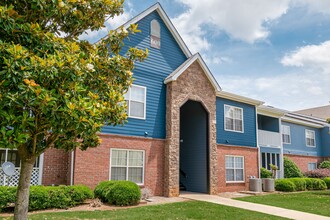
[258,130,281,147]
[0,168,40,186]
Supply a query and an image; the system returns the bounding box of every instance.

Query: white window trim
[305,129,316,148]
[224,105,244,133]
[282,125,291,144]
[225,155,245,183]
[109,148,145,185]
[125,84,147,120]
[308,162,317,171]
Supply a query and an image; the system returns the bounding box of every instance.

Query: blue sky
[80,0,330,111]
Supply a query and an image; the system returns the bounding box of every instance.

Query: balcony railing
[258,130,281,147]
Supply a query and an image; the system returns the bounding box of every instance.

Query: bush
[104,181,141,206]
[304,169,330,178]
[304,178,314,190]
[260,167,272,178]
[288,178,306,191]
[275,179,296,192]
[0,187,16,212]
[323,177,330,189]
[94,180,117,202]
[284,157,303,178]
[0,185,93,212]
[319,160,330,169]
[310,179,327,190]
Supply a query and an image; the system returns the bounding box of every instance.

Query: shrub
[105,181,141,206]
[289,178,306,191]
[304,169,330,178]
[319,160,330,169]
[310,179,327,190]
[94,181,117,202]
[0,187,16,212]
[275,179,296,192]
[304,178,314,190]
[284,157,303,178]
[0,185,93,212]
[260,167,272,178]
[323,177,330,189]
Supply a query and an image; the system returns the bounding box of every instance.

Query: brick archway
[164,61,218,197]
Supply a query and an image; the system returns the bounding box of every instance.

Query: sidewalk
[180,192,330,220]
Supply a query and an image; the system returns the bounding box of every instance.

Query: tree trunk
[14,157,35,220]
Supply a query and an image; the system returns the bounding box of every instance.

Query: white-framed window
[124,85,146,120]
[224,105,244,132]
[281,125,291,144]
[150,19,161,49]
[305,129,316,147]
[225,155,244,182]
[110,149,145,185]
[0,148,40,168]
[308,162,317,171]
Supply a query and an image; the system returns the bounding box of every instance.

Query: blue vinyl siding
[282,122,321,156]
[260,146,281,154]
[216,97,257,147]
[321,127,330,156]
[101,11,187,139]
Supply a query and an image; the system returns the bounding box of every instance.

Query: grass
[236,190,330,217]
[0,201,287,220]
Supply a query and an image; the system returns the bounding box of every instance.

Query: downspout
[70,150,75,186]
[279,118,284,178]
[255,107,261,178]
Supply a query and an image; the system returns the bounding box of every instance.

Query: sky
[80,0,330,111]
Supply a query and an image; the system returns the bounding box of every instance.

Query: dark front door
[179,100,209,193]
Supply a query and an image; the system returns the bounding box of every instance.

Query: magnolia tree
[0,1,147,219]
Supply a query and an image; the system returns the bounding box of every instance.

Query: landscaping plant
[319,160,330,169]
[260,167,272,178]
[0,1,147,219]
[284,157,303,178]
[304,169,330,178]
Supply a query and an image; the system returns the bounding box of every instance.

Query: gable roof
[164,53,222,92]
[119,3,192,58]
[294,105,330,120]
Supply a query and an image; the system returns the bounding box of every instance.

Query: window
[0,148,40,167]
[225,156,244,182]
[150,19,161,49]
[261,152,280,170]
[224,105,243,132]
[308,162,317,171]
[281,125,291,144]
[305,129,316,147]
[124,85,146,119]
[110,149,144,184]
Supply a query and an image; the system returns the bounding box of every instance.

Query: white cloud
[218,40,330,110]
[172,0,290,53]
[281,40,330,69]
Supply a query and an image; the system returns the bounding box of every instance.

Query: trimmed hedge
[94,180,141,206]
[260,168,272,178]
[284,157,303,178]
[304,169,330,178]
[289,178,306,191]
[324,177,330,189]
[0,185,93,212]
[275,178,327,192]
[275,179,296,192]
[319,160,330,169]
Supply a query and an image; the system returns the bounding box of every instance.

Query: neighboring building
[295,105,330,120]
[1,3,330,196]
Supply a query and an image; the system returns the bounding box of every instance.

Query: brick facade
[165,60,218,197]
[285,154,324,173]
[217,144,259,192]
[42,148,70,186]
[73,134,165,196]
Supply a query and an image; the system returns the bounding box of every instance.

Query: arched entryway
[179,100,209,193]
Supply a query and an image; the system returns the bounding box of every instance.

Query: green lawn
[236,190,330,217]
[1,201,287,220]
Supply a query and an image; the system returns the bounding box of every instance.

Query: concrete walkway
[180,192,330,220]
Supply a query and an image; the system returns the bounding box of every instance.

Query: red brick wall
[217,144,259,192]
[285,154,323,173]
[73,134,165,196]
[42,148,70,185]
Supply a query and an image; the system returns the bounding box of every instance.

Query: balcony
[258,130,281,147]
